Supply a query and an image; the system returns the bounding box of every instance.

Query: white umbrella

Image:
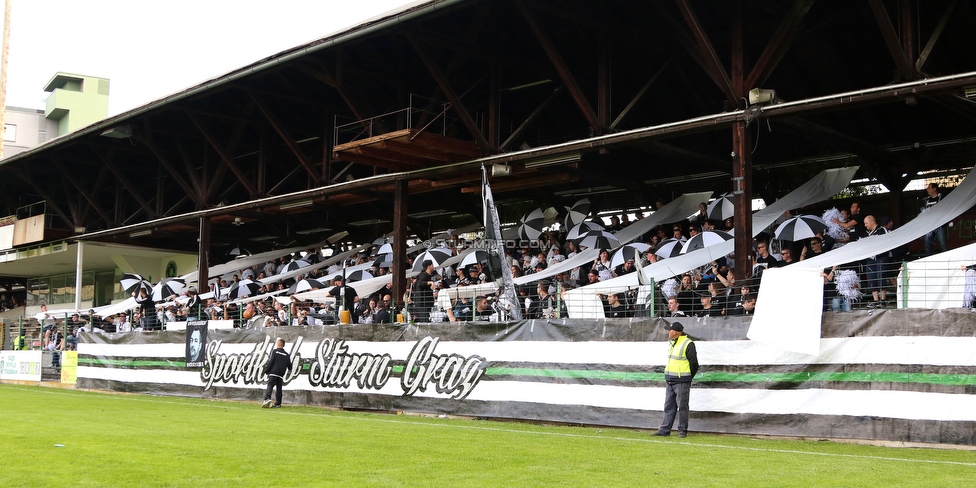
[566,221,604,242]
[517,208,546,241]
[564,198,591,229]
[610,243,651,268]
[707,193,735,221]
[152,278,186,302]
[373,253,394,269]
[654,238,684,259]
[774,215,829,241]
[287,278,325,295]
[411,249,453,272]
[459,250,490,269]
[120,273,150,294]
[346,270,373,282]
[576,230,620,250]
[681,230,733,254]
[376,243,394,255]
[227,279,262,299]
[284,260,310,272]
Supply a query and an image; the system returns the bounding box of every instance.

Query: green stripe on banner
[487,367,663,381]
[80,358,186,368]
[698,371,976,386]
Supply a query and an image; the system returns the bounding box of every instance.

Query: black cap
[666,322,684,332]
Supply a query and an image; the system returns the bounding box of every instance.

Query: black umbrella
[564,198,591,229]
[287,278,325,295]
[373,253,394,269]
[284,260,310,273]
[566,221,604,242]
[151,278,186,302]
[680,230,733,254]
[774,215,829,241]
[610,243,651,268]
[346,270,374,282]
[411,249,453,272]
[576,230,620,250]
[227,279,262,299]
[654,238,685,259]
[227,245,250,257]
[120,273,151,294]
[707,193,735,221]
[517,208,546,241]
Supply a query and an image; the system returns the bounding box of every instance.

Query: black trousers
[264,375,284,405]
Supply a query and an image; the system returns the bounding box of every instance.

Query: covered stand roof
[1,0,975,268]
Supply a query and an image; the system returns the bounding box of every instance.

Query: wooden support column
[392,180,408,314]
[731,4,753,279]
[732,120,754,279]
[197,217,211,291]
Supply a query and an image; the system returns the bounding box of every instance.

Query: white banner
[0,350,43,381]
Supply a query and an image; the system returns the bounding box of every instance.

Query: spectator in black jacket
[262,339,293,409]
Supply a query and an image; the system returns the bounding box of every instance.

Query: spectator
[922,183,948,255]
[864,215,889,307]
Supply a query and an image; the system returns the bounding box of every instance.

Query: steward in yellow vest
[653,322,699,438]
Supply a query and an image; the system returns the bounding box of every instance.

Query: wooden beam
[515,0,604,134]
[867,0,915,77]
[674,0,738,105]
[90,147,158,218]
[406,34,492,151]
[612,59,671,130]
[50,160,114,225]
[186,111,259,197]
[917,0,957,71]
[248,90,322,184]
[501,86,563,150]
[135,121,206,208]
[744,0,815,91]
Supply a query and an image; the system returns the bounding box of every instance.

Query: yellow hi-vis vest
[664,335,693,381]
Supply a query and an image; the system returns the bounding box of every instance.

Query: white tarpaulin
[515,191,712,287]
[566,167,859,318]
[746,266,824,356]
[751,165,976,354]
[899,242,976,309]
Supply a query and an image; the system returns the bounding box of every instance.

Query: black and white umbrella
[411,249,453,272]
[565,221,604,242]
[227,279,262,300]
[376,243,394,256]
[564,198,591,229]
[610,243,651,268]
[517,208,546,241]
[120,273,151,294]
[372,237,390,246]
[151,278,186,302]
[284,260,310,273]
[774,215,829,241]
[707,193,735,221]
[576,230,620,251]
[287,278,325,295]
[346,270,374,282]
[372,253,394,269]
[459,250,490,269]
[681,230,733,254]
[302,252,322,264]
[227,245,250,257]
[654,238,685,259]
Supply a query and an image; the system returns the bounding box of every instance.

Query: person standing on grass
[262,338,292,409]
[653,322,699,438]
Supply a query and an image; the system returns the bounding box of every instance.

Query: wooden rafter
[868,0,915,77]
[248,91,322,184]
[185,111,259,197]
[515,0,604,134]
[744,0,815,91]
[674,0,738,103]
[406,34,492,151]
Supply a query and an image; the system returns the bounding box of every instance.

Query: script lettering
[401,337,486,400]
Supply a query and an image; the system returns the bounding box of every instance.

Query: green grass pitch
[4,383,975,487]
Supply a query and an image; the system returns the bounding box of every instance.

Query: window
[3,124,16,143]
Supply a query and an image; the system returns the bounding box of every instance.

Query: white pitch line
[6,384,976,468]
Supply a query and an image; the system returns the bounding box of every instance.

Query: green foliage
[3,384,975,487]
